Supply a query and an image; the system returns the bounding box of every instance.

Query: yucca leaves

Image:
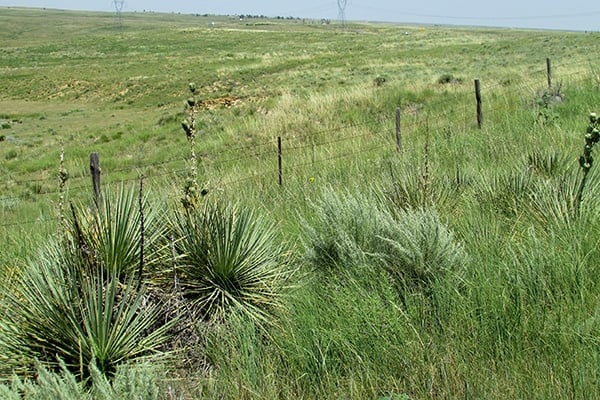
[66,185,167,279]
[0,238,173,379]
[1,242,85,371]
[0,186,174,380]
[79,272,172,376]
[169,202,292,325]
[0,186,291,380]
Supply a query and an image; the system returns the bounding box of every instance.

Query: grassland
[1,6,600,399]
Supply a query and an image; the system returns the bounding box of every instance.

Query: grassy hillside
[1,7,600,399]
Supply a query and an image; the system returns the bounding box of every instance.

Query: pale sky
[1,1,599,31]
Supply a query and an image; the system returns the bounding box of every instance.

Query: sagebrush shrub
[302,188,382,269]
[0,360,165,400]
[303,188,465,290]
[377,208,465,290]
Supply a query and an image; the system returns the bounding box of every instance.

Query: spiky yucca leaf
[0,239,173,379]
[79,271,172,376]
[0,242,86,374]
[67,185,167,279]
[169,202,292,325]
[526,167,600,228]
[475,168,533,218]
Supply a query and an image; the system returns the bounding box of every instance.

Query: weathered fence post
[277,136,283,186]
[546,57,552,89]
[395,107,402,152]
[90,152,102,206]
[474,79,483,129]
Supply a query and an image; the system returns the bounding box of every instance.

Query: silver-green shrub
[0,361,165,400]
[303,188,465,290]
[377,207,465,289]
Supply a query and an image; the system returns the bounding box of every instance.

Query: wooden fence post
[277,136,283,186]
[474,79,483,129]
[546,57,552,89]
[395,107,402,152]
[90,152,102,206]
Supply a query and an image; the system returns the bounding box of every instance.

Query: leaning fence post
[277,136,283,186]
[90,152,102,206]
[474,79,483,129]
[395,107,402,152]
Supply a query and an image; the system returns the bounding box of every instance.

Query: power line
[113,0,125,30]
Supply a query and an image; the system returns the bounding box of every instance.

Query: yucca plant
[0,183,175,380]
[0,239,174,379]
[526,165,600,229]
[526,170,580,227]
[168,201,293,325]
[575,112,600,216]
[474,168,533,218]
[66,184,167,281]
[526,148,567,177]
[79,271,172,377]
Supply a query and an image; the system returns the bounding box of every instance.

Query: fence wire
[1,58,596,229]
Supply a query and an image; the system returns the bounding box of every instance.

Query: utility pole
[337,0,348,26]
[113,0,125,30]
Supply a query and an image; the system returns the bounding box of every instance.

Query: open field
[1,7,600,399]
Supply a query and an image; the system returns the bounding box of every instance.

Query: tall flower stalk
[181,82,201,210]
[57,145,69,236]
[576,113,600,216]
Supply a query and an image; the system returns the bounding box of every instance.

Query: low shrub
[437,74,462,85]
[0,360,166,400]
[302,188,382,270]
[378,207,465,291]
[302,188,466,291]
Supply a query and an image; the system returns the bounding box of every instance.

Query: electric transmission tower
[113,0,125,30]
[337,0,348,26]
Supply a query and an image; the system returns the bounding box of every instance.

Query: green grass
[2,6,600,399]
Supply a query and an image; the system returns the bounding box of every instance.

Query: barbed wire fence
[1,57,597,230]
